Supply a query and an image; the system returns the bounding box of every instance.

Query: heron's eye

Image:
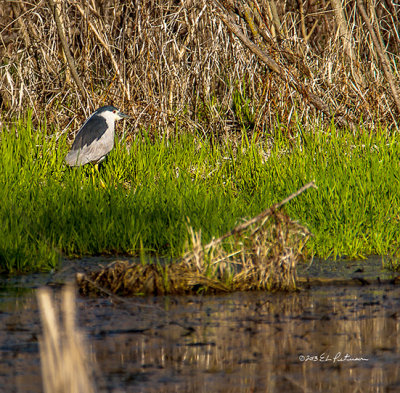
[113,110,117,113]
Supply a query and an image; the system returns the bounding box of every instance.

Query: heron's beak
[118,111,131,119]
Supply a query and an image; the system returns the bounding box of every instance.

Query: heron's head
[96,105,130,121]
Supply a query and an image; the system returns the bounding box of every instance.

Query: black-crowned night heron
[65,105,130,167]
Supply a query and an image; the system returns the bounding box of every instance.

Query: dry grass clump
[77,183,314,296]
[1,1,399,136]
[232,212,309,291]
[182,211,310,292]
[77,211,309,296]
[77,260,229,296]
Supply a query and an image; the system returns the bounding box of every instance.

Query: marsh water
[1,256,400,392]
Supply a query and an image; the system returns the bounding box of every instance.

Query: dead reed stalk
[37,285,96,393]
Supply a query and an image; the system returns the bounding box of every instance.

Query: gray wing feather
[71,115,108,150]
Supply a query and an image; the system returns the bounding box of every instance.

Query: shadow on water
[1,256,400,392]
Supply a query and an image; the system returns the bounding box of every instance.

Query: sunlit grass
[1,112,400,273]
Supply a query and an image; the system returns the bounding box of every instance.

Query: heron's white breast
[97,112,117,150]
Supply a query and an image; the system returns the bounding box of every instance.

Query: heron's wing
[71,115,108,150]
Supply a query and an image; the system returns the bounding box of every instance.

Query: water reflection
[1,282,400,392]
[82,287,400,392]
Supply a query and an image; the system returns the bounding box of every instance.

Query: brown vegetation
[1,1,399,136]
[77,211,309,295]
[77,183,314,295]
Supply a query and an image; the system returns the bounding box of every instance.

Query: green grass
[1,112,400,273]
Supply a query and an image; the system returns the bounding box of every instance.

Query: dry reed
[37,285,96,393]
[1,1,399,137]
